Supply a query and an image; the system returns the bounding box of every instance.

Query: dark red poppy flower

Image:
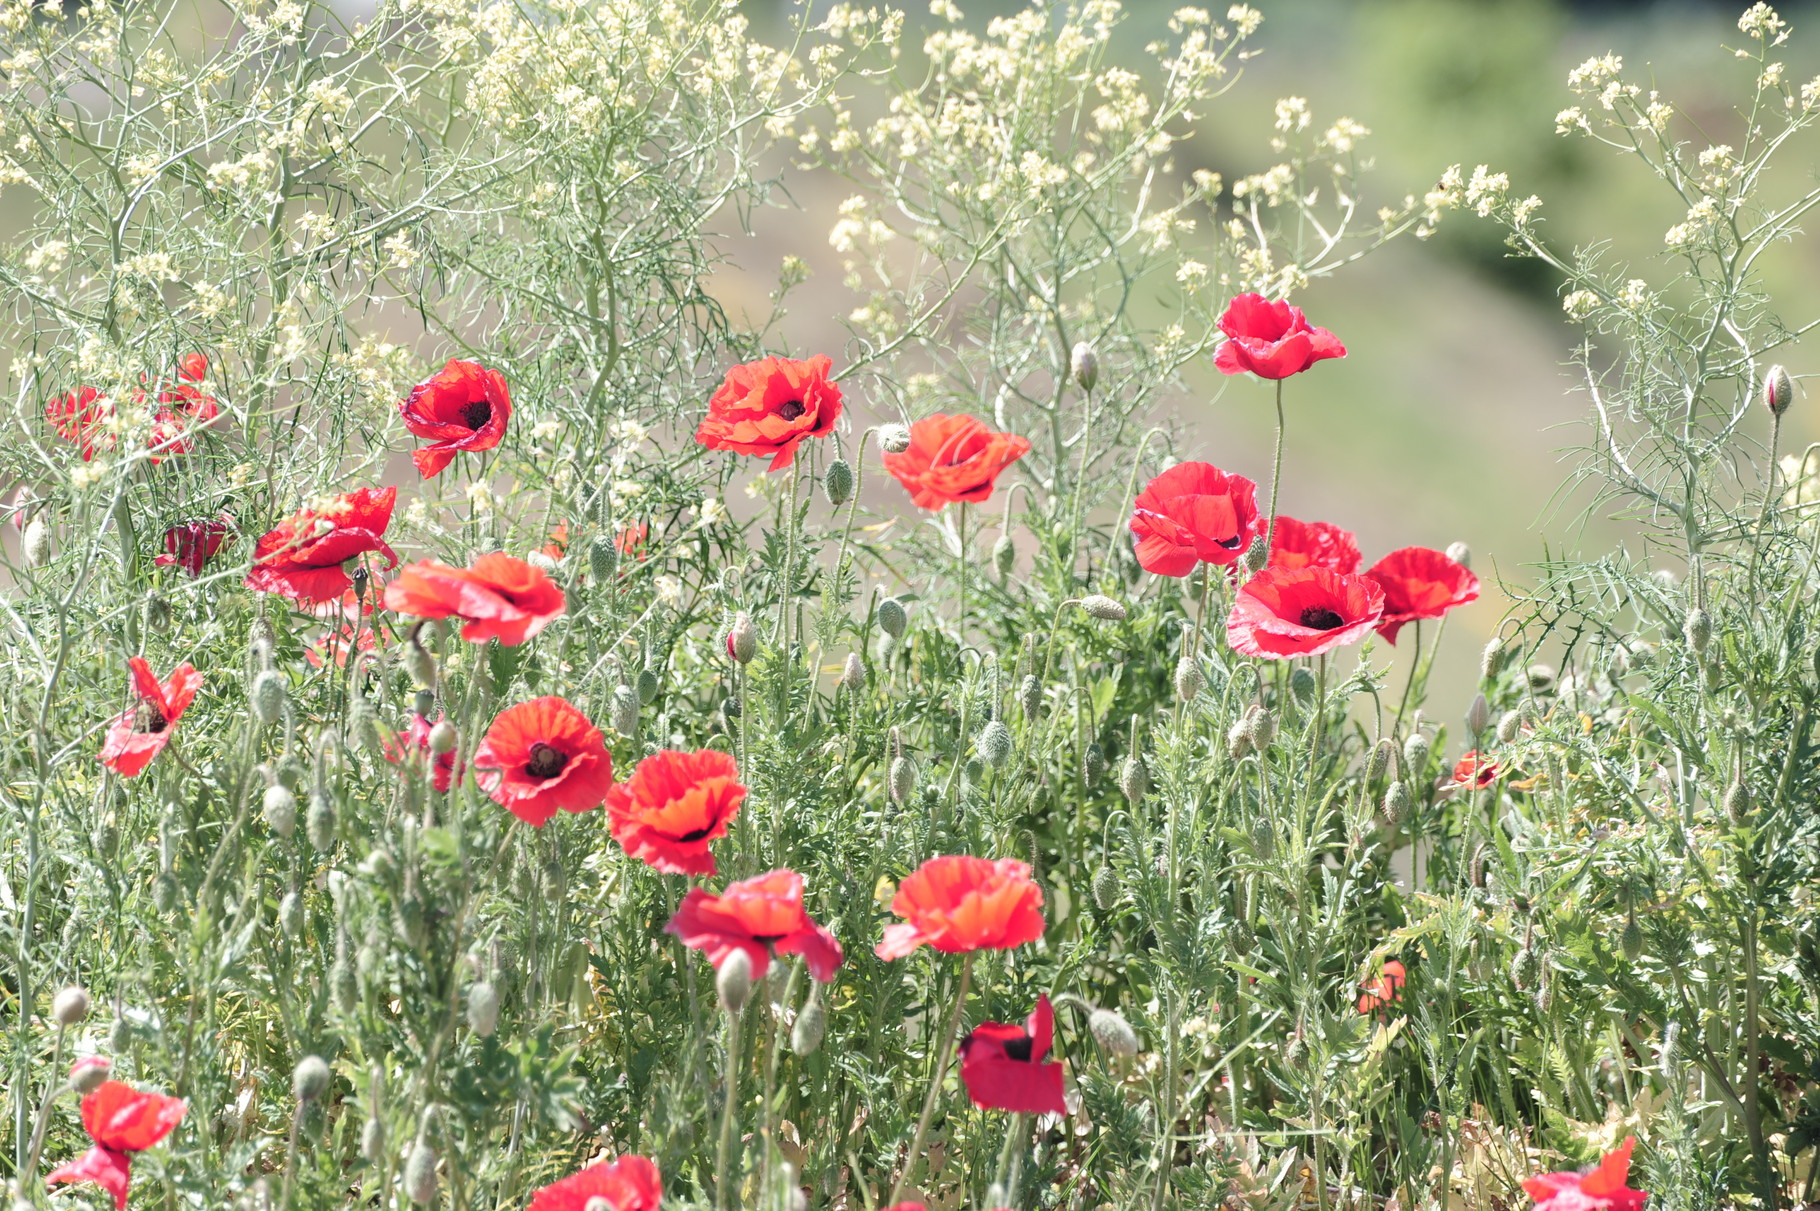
[245,487,399,607]
[606,749,746,875]
[527,1155,662,1211]
[958,994,1066,1116]
[1226,567,1384,659]
[46,1080,186,1211]
[1265,516,1360,574]
[1356,959,1405,1015]
[882,414,1031,510]
[695,354,842,472]
[876,855,1045,960]
[47,386,116,461]
[383,711,460,792]
[1128,462,1261,576]
[1524,1137,1647,1210]
[154,516,234,577]
[383,552,565,646]
[400,358,512,478]
[1363,546,1480,644]
[1451,751,1500,788]
[666,869,844,982]
[473,696,613,826]
[99,658,203,777]
[1213,293,1346,380]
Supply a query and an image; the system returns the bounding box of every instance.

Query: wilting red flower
[473,697,614,826]
[1213,292,1346,379]
[1364,546,1480,644]
[606,749,746,875]
[46,1080,186,1210]
[1266,516,1360,574]
[1129,462,1261,576]
[384,711,460,792]
[527,1155,662,1211]
[99,658,203,777]
[1226,567,1385,659]
[400,358,512,478]
[1524,1138,1647,1210]
[876,855,1045,960]
[695,354,842,472]
[1356,959,1406,1015]
[666,869,844,982]
[46,386,115,461]
[154,517,233,578]
[1452,751,1500,788]
[882,414,1031,510]
[245,487,399,607]
[383,553,565,646]
[958,994,1067,1115]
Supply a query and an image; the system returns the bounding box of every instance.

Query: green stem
[716,1002,745,1211]
[886,954,974,1207]
[1262,380,1287,555]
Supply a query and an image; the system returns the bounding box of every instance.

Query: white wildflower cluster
[205,148,275,195]
[329,337,415,409]
[828,195,894,255]
[1562,290,1602,322]
[1738,3,1788,43]
[1664,197,1720,248]
[1319,117,1369,154]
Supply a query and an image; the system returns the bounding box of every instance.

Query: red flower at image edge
[958,994,1067,1116]
[1452,751,1500,789]
[400,358,512,478]
[1226,566,1384,659]
[1128,462,1260,577]
[882,414,1030,509]
[1357,959,1406,1015]
[384,552,566,646]
[99,658,203,777]
[473,697,614,826]
[1364,546,1480,643]
[526,1154,662,1211]
[876,855,1046,960]
[46,1080,186,1211]
[1213,292,1346,380]
[245,487,399,606]
[695,354,842,472]
[155,516,233,578]
[606,748,747,875]
[666,869,844,982]
[1266,515,1361,574]
[385,712,460,793]
[1524,1137,1647,1211]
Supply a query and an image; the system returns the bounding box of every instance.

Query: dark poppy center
[777,399,805,421]
[1299,606,1346,631]
[461,398,493,430]
[1002,1036,1035,1062]
[525,742,568,780]
[1217,533,1244,550]
[751,934,785,946]
[674,824,716,843]
[132,701,168,735]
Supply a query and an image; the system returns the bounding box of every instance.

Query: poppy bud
[1403,733,1430,778]
[878,422,912,454]
[1019,673,1041,720]
[1494,710,1520,745]
[350,697,384,754]
[22,515,51,567]
[1091,864,1118,910]
[69,1055,110,1094]
[1289,666,1316,708]
[1230,918,1255,957]
[143,591,171,633]
[791,992,826,1055]
[251,669,287,725]
[1080,594,1127,621]
[1245,706,1277,751]
[1724,779,1751,824]
[1764,364,1793,417]
[1120,753,1148,801]
[1466,692,1489,736]
[1241,536,1268,574]
[1445,541,1471,570]
[1383,779,1411,825]
[1480,636,1506,680]
[1083,742,1106,784]
[293,1055,331,1102]
[1070,341,1099,390]
[1510,945,1539,991]
[1251,816,1277,858]
[279,891,304,938]
[716,948,753,1014]
[824,459,854,507]
[424,719,456,755]
[1659,1022,1680,1080]
[51,986,89,1026]
[304,788,335,848]
[1089,1007,1139,1056]
[888,752,917,805]
[527,551,559,574]
[963,758,984,787]
[263,784,297,838]
[107,1016,131,1053]
[636,667,660,704]
[404,1139,439,1205]
[1526,663,1556,693]
[152,873,178,912]
[1226,718,1251,758]
[360,1117,386,1164]
[1621,914,1643,962]
[330,947,357,1016]
[589,534,619,582]
[877,597,908,638]
[609,684,638,737]
[992,533,1015,580]
[403,635,437,691]
[1365,738,1396,784]
[1283,1031,1307,1068]
[1683,608,1711,655]
[467,981,500,1037]
[978,719,1013,767]
[1175,656,1204,703]
[726,612,758,664]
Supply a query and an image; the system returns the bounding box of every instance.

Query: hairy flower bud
[293,1055,331,1102]
[791,994,826,1055]
[404,1140,439,1205]
[1765,364,1794,417]
[263,784,297,838]
[307,790,336,850]
[1019,673,1042,720]
[824,458,854,507]
[1466,692,1489,736]
[251,669,287,725]
[1621,914,1643,962]
[635,667,659,704]
[1091,864,1118,911]
[69,1056,110,1094]
[1089,1007,1139,1056]
[330,947,357,1016]
[1724,779,1752,825]
[1683,608,1711,655]
[51,986,89,1027]
[1119,753,1148,801]
[1480,636,1506,680]
[428,720,457,755]
[1383,779,1412,825]
[143,591,172,634]
[279,891,304,938]
[1445,541,1471,570]
[726,612,758,664]
[992,533,1015,580]
[1289,666,1316,708]
[1070,341,1099,391]
[1402,733,1430,778]
[1083,742,1106,784]
[888,754,917,807]
[1241,536,1269,574]
[1366,738,1396,785]
[588,534,619,582]
[22,515,51,567]
[467,981,500,1037]
[877,422,911,454]
[1496,710,1521,745]
[1174,656,1205,703]
[1226,717,1252,758]
[716,948,753,1014]
[360,1116,386,1164]
[978,719,1013,768]
[609,684,638,737]
[1080,594,1127,621]
[1244,706,1277,751]
[877,597,908,638]
[1510,945,1540,991]
[839,653,866,691]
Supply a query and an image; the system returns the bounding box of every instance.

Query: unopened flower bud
[991,533,1016,580]
[1526,663,1556,693]
[1683,608,1711,655]
[23,515,51,567]
[279,891,304,938]
[1119,753,1148,801]
[51,986,89,1026]
[1244,706,1277,751]
[790,994,826,1055]
[69,1056,110,1094]
[1091,864,1118,910]
[726,612,758,664]
[1366,738,1396,784]
[1402,733,1430,778]
[589,534,619,581]
[1083,743,1106,784]
[1383,779,1412,825]
[635,667,659,704]
[1080,594,1127,621]
[428,720,457,755]
[1241,536,1268,574]
[609,684,638,736]
[1445,541,1471,569]
[404,1140,439,1205]
[1019,673,1042,720]
[1466,692,1489,736]
[888,754,917,806]
[1070,341,1099,391]
[1621,914,1643,962]
[716,949,753,1014]
[1765,364,1793,417]
[306,788,335,849]
[1089,1007,1139,1056]
[1174,657,1204,702]
[978,719,1013,767]
[143,591,171,633]
[293,1055,331,1102]
[360,1116,386,1163]
[467,981,500,1037]
[526,551,559,573]
[1480,636,1507,680]
[877,422,911,454]
[251,669,286,724]
[839,653,866,690]
[1510,945,1540,991]
[877,597,907,638]
[824,459,854,507]
[1724,779,1752,825]
[1496,710,1521,745]
[263,784,297,838]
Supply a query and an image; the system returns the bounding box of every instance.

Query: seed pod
[878,423,912,454]
[1080,594,1127,621]
[1018,673,1041,720]
[306,790,335,850]
[293,1055,331,1102]
[1119,753,1148,802]
[467,981,500,1037]
[51,986,90,1026]
[1283,1031,1308,1069]
[279,891,304,938]
[1683,608,1711,655]
[838,653,866,691]
[716,949,753,1015]
[635,667,659,704]
[790,993,826,1056]
[1445,541,1471,570]
[1466,692,1489,736]
[263,785,297,838]
[877,597,907,638]
[610,684,639,736]
[992,533,1015,580]
[1089,1007,1139,1056]
[1175,657,1205,703]
[1366,738,1396,785]
[1244,706,1277,752]
[1383,779,1411,825]
[360,1116,386,1164]
[1724,779,1751,825]
[1510,945,1540,991]
[1496,710,1521,744]
[1070,341,1099,391]
[1480,636,1506,680]
[22,515,51,567]
[1403,733,1430,779]
[1091,864,1118,910]
[588,534,619,582]
[888,754,917,806]
[1765,364,1794,416]
[978,719,1013,768]
[726,612,758,664]
[1230,918,1255,957]
[251,670,287,725]
[1621,914,1643,961]
[403,1139,439,1205]
[824,459,854,507]
[1083,743,1106,784]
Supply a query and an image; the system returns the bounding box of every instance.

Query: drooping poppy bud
[726,612,758,664]
[1765,364,1794,417]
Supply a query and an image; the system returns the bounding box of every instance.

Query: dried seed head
[1683,608,1711,655]
[839,653,866,690]
[403,1140,439,1205]
[726,612,758,664]
[1019,673,1042,720]
[1091,864,1118,911]
[978,719,1013,768]
[1466,692,1489,737]
[610,684,639,736]
[263,785,297,838]
[824,459,855,507]
[69,1055,111,1094]
[716,949,753,1014]
[877,597,908,638]
[1764,364,1794,417]
[790,993,826,1056]
[293,1055,331,1102]
[1383,780,1411,825]
[1080,594,1127,621]
[992,533,1015,580]
[1089,1007,1139,1056]
[1119,753,1148,801]
[251,669,287,725]
[1070,341,1099,390]
[467,981,500,1037]
[51,986,90,1027]
[427,719,457,755]
[1724,779,1752,825]
[1174,657,1205,703]
[22,515,51,567]
[878,422,912,454]
[1445,541,1471,569]
[588,534,619,581]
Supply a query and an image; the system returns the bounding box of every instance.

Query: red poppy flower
[383,553,565,646]
[245,487,399,606]
[1128,462,1261,576]
[400,358,512,478]
[876,855,1045,960]
[383,711,460,792]
[473,697,612,826]
[154,516,233,578]
[1356,959,1406,1015]
[958,994,1066,1115]
[666,869,844,982]
[695,354,842,472]
[882,414,1031,510]
[1524,1138,1646,1210]
[606,749,746,875]
[1451,751,1500,788]
[47,1080,186,1211]
[1213,292,1346,380]
[1226,567,1384,659]
[527,1155,662,1211]
[98,658,203,777]
[145,355,220,463]
[1363,546,1480,644]
[1265,516,1360,574]
[305,622,381,670]
[47,386,116,460]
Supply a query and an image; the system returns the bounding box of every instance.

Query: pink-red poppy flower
[695,354,842,472]
[400,358,512,478]
[666,869,844,982]
[958,994,1067,1115]
[46,1080,186,1211]
[1129,462,1261,576]
[473,697,614,826]
[46,386,116,461]
[1213,293,1346,379]
[1363,546,1480,643]
[1356,959,1406,1015]
[1451,751,1500,789]
[145,355,220,463]
[1265,516,1361,574]
[1226,567,1385,659]
[99,658,203,777]
[1524,1138,1647,1210]
[882,414,1031,509]
[876,855,1045,960]
[606,749,746,875]
[383,553,565,646]
[527,1155,662,1211]
[154,517,234,578]
[245,487,399,607]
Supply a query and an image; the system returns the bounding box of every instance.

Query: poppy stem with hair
[886,953,973,1207]
[1262,379,1287,557]
[992,1112,1031,1205]
[19,1019,66,1183]
[760,960,803,1202]
[715,995,744,1211]
[956,500,968,648]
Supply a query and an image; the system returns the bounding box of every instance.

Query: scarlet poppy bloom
[875,855,1046,960]
[1213,292,1346,379]
[99,658,203,777]
[1266,516,1361,574]
[473,697,613,826]
[1363,546,1479,644]
[1356,959,1406,1015]
[606,748,747,875]
[1524,1137,1647,1210]
[1451,751,1500,788]
[46,386,116,461]
[383,553,565,646]
[1128,462,1261,576]
[958,994,1067,1115]
[695,354,842,472]
[145,354,220,463]
[245,487,399,607]
[46,1080,186,1211]
[154,516,233,577]
[305,622,381,670]
[399,358,513,478]
[666,869,844,982]
[384,711,460,792]
[527,1155,662,1211]
[882,414,1031,510]
[1226,567,1385,659]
